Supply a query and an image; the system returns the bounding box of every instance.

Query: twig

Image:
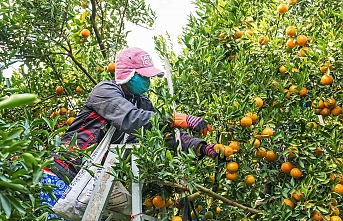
[90,0,106,59]
[159,180,263,214]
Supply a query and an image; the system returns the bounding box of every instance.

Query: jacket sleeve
[85,82,154,133]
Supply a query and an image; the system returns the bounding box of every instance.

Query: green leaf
[6,195,25,214]
[0,194,11,218]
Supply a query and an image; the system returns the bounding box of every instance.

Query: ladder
[81,143,160,221]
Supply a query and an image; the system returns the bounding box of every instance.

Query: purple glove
[186,115,213,136]
[200,144,217,159]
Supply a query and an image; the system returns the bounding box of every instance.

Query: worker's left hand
[172,113,213,136]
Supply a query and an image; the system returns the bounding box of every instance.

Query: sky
[126,0,196,71]
[2,1,195,77]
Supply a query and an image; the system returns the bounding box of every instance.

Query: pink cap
[115,47,164,84]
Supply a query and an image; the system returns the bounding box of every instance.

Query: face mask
[126,73,150,95]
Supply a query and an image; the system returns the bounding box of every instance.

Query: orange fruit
[312,99,324,109]
[59,107,68,115]
[171,216,182,221]
[216,206,221,213]
[307,122,317,129]
[321,74,333,85]
[56,86,65,95]
[283,89,291,98]
[76,86,83,93]
[80,29,90,38]
[224,146,234,157]
[314,147,323,156]
[333,184,343,195]
[312,211,323,220]
[246,112,258,123]
[290,168,302,179]
[246,28,254,35]
[286,26,297,36]
[244,175,255,185]
[331,106,342,116]
[152,196,165,208]
[219,33,225,38]
[283,198,295,209]
[262,127,274,138]
[320,107,331,117]
[320,66,328,73]
[165,198,173,207]
[291,191,304,201]
[299,47,309,57]
[229,141,240,152]
[288,146,299,158]
[330,198,338,206]
[254,147,267,159]
[330,205,340,216]
[265,150,278,162]
[66,117,75,126]
[144,198,153,207]
[235,31,243,38]
[250,138,261,148]
[279,66,287,73]
[289,85,298,93]
[107,62,116,73]
[226,172,237,180]
[324,98,337,109]
[258,36,269,45]
[277,4,288,14]
[241,116,253,127]
[281,162,294,173]
[214,144,224,153]
[227,162,239,173]
[296,35,308,46]
[289,0,297,5]
[286,38,296,48]
[254,97,263,108]
[331,216,342,221]
[299,87,308,97]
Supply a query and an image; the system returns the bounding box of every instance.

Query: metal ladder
[81,143,160,221]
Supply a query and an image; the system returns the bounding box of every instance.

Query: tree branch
[90,0,106,59]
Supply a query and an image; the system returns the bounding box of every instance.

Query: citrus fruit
[290,168,302,179]
[281,162,294,173]
[245,175,255,185]
[283,198,295,209]
[152,196,165,208]
[226,162,239,173]
[80,29,90,38]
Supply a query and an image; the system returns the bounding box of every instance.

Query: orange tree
[121,0,343,220]
[0,0,157,219]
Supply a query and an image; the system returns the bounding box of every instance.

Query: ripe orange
[241,116,253,127]
[246,28,254,35]
[66,117,75,126]
[244,175,255,185]
[250,138,261,148]
[171,216,182,221]
[56,86,65,95]
[314,147,323,156]
[215,206,221,213]
[107,62,116,73]
[299,87,308,97]
[320,107,331,117]
[262,127,274,138]
[59,107,68,115]
[321,74,333,85]
[235,31,243,38]
[312,211,323,220]
[81,1,88,9]
[324,98,336,109]
[76,86,83,93]
[331,106,342,116]
[254,147,267,159]
[80,29,90,38]
[254,97,263,108]
[312,99,324,109]
[289,85,298,93]
[226,172,237,180]
[227,162,239,173]
[299,47,309,57]
[331,216,342,221]
[152,196,165,208]
[277,4,288,14]
[283,198,295,209]
[219,33,225,38]
[290,168,302,179]
[229,141,240,152]
[289,0,297,5]
[307,122,317,129]
[224,146,234,157]
[279,66,287,73]
[258,36,269,45]
[246,112,258,123]
[320,66,328,73]
[288,146,299,158]
[291,191,303,201]
[144,198,153,207]
[296,35,308,46]
[333,184,343,195]
[286,38,296,48]
[265,150,278,162]
[165,198,173,207]
[281,162,294,173]
[330,205,340,216]
[286,26,297,36]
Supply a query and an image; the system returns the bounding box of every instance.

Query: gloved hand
[200,144,217,159]
[171,113,213,136]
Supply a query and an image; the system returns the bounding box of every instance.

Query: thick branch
[90,0,106,59]
[159,180,263,214]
